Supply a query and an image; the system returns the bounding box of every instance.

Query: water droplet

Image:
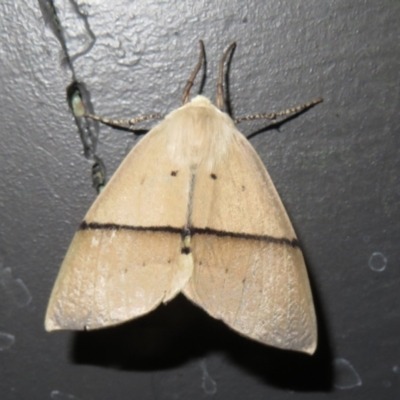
[393,365,399,373]
[0,267,32,306]
[0,332,15,351]
[51,390,80,400]
[333,358,362,389]
[200,359,217,395]
[368,252,387,272]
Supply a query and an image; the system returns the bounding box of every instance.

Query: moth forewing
[182,101,316,354]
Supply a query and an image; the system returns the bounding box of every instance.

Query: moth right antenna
[217,42,236,110]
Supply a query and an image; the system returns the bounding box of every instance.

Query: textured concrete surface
[0,0,399,399]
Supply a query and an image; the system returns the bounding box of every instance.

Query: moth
[46,41,321,354]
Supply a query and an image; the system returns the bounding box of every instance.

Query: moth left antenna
[182,40,205,105]
[217,42,237,110]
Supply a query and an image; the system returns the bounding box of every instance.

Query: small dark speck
[242,17,248,23]
[171,171,178,176]
[242,278,246,284]
[124,268,128,273]
[225,268,228,273]
[167,259,171,264]
[241,185,246,191]
[199,261,203,266]
[210,173,217,180]
[142,262,146,267]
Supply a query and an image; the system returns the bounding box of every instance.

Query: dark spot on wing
[171,170,178,176]
[241,185,246,191]
[181,247,191,254]
[210,173,217,180]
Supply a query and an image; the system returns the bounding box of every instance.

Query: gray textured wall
[1,0,399,399]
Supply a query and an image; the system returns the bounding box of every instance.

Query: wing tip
[255,334,317,355]
[44,318,59,332]
[302,340,317,355]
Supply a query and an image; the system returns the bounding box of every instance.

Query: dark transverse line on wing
[80,221,300,248]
